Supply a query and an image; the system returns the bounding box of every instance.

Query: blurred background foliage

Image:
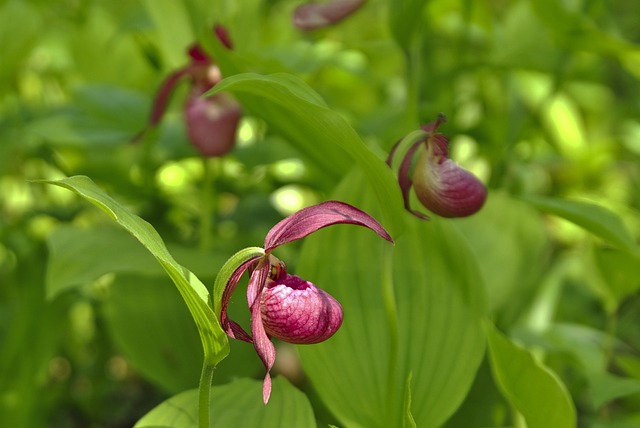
[1,0,640,426]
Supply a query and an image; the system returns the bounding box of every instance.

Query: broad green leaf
[134,377,316,427]
[39,175,228,366]
[485,321,576,428]
[103,274,203,393]
[521,196,639,254]
[455,192,550,316]
[206,72,406,236]
[297,169,485,427]
[45,225,226,299]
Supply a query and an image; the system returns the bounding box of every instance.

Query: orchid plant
[133,25,241,157]
[213,200,393,404]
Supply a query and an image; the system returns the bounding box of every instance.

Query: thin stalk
[381,245,400,424]
[198,361,216,428]
[200,157,218,250]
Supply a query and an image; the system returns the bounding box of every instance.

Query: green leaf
[388,0,428,49]
[485,321,576,428]
[38,175,228,366]
[588,373,640,409]
[207,72,406,237]
[402,372,417,428]
[103,274,203,393]
[134,377,316,427]
[521,196,639,254]
[455,192,550,315]
[297,169,485,427]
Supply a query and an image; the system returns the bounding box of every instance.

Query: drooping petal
[413,149,487,218]
[131,66,193,143]
[247,260,276,404]
[219,256,261,343]
[264,200,393,252]
[398,140,430,220]
[185,88,242,157]
[293,0,366,31]
[260,274,343,344]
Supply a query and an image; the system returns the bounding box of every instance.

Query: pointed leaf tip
[264,200,393,252]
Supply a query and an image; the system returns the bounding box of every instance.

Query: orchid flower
[387,114,487,219]
[293,0,366,31]
[132,25,241,157]
[215,201,393,404]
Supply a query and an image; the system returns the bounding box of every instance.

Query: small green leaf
[134,377,316,428]
[38,175,228,366]
[207,72,406,237]
[485,321,576,428]
[521,196,639,254]
[588,373,640,409]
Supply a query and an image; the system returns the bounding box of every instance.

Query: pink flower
[218,201,393,403]
[293,0,366,31]
[387,114,487,219]
[133,25,241,157]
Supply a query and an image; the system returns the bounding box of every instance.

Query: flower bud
[260,274,343,344]
[412,141,487,218]
[185,89,242,157]
[293,0,365,31]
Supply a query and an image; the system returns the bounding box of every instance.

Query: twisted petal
[293,0,366,31]
[247,260,276,404]
[260,274,343,344]
[219,256,261,343]
[264,200,393,252]
[131,66,193,143]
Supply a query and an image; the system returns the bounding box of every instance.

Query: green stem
[200,157,218,250]
[381,245,400,424]
[198,361,216,428]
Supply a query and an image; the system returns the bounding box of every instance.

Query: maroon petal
[247,260,276,404]
[264,200,393,252]
[293,0,366,31]
[219,257,260,343]
[260,274,343,344]
[214,24,234,50]
[398,140,430,220]
[184,89,242,157]
[131,66,193,144]
[413,151,487,218]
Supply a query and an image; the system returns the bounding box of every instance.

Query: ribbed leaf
[135,377,316,427]
[296,169,486,427]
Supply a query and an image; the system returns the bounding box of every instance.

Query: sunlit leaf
[39,175,229,366]
[521,196,639,254]
[485,321,576,428]
[587,373,640,409]
[134,377,316,427]
[297,169,485,427]
[206,72,406,236]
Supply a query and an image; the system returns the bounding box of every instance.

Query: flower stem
[381,244,400,423]
[200,157,218,250]
[198,361,216,428]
